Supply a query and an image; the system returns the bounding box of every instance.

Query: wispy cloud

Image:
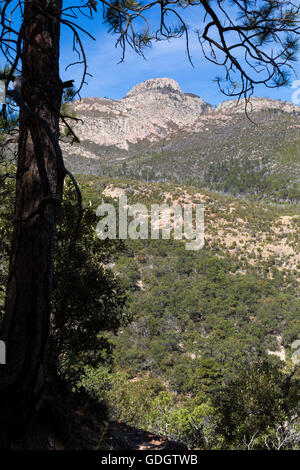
[60,14,300,106]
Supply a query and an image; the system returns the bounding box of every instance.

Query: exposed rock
[64,78,212,152]
[62,77,300,162]
[126,77,183,97]
[216,97,300,115]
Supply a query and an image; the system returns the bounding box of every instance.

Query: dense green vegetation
[49,181,130,385]
[0,158,299,449]
[72,175,299,449]
[65,111,300,203]
[1,0,299,450]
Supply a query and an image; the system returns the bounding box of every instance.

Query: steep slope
[75,174,300,448]
[62,78,300,201]
[62,78,212,152]
[79,175,300,277]
[58,80,300,447]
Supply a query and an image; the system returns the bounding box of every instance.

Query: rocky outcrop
[126,77,183,97]
[64,78,212,152]
[62,78,300,160]
[216,97,300,115]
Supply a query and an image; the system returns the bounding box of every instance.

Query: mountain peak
[64,78,299,158]
[126,78,182,97]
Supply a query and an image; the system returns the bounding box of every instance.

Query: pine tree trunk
[0,0,63,447]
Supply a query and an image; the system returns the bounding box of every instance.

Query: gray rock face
[126,77,183,97]
[64,78,212,152]
[216,97,300,115]
[62,78,300,161]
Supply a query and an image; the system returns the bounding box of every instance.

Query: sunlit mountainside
[59,79,300,449]
[63,78,300,202]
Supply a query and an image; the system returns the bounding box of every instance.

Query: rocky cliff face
[65,78,212,153]
[61,78,300,169]
[216,97,300,115]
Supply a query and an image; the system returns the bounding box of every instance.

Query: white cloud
[60,14,300,106]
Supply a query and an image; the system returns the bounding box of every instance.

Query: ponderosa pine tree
[0,0,299,447]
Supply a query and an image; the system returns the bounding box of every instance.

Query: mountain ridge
[62,78,300,202]
[63,78,299,153]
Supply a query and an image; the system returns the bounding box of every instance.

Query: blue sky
[1,1,299,105]
[61,4,299,106]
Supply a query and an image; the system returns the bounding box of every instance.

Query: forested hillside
[1,150,299,449]
[0,0,299,453]
[73,175,300,449]
[53,81,300,449]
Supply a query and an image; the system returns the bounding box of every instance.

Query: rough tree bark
[0,0,64,447]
